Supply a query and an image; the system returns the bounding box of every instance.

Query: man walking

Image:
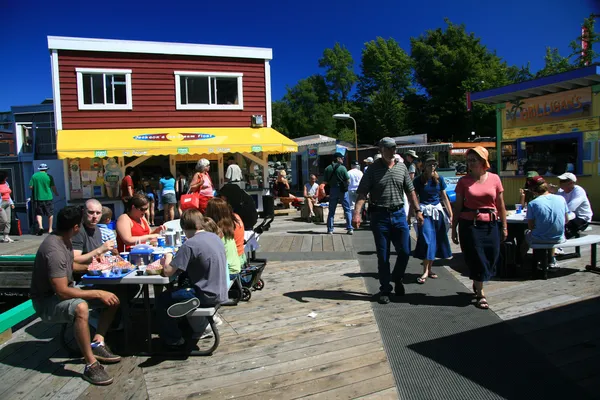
[353,137,423,304]
[404,150,419,180]
[29,163,59,235]
[348,161,363,211]
[324,152,353,235]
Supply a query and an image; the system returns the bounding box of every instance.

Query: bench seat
[530,234,600,249]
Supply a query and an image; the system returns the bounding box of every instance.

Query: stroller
[218,184,273,304]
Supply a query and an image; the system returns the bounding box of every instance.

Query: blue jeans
[327,187,353,232]
[156,287,201,344]
[371,208,411,294]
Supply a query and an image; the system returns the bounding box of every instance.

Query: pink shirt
[456,173,503,222]
[0,182,12,202]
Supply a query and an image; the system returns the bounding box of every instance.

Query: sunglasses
[136,206,149,212]
[426,162,438,167]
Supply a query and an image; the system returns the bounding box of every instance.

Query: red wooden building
[49,36,296,214]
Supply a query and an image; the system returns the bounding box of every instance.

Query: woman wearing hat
[413,154,453,283]
[451,146,507,310]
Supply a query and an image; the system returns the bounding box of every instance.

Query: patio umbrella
[217,184,258,229]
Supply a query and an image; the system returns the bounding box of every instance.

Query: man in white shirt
[363,157,373,173]
[303,174,319,221]
[556,173,593,238]
[225,157,243,187]
[348,161,364,211]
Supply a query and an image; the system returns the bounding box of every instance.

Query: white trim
[50,50,62,130]
[48,36,272,60]
[75,67,133,74]
[76,68,133,110]
[174,71,244,111]
[265,60,272,128]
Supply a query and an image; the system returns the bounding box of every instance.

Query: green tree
[535,47,573,78]
[569,15,600,67]
[318,43,357,107]
[410,19,516,140]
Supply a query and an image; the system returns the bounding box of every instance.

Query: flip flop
[417,277,427,284]
[475,296,489,310]
[429,272,438,279]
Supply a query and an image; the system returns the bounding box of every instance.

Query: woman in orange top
[116,194,165,252]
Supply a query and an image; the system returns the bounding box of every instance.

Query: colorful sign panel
[504,88,592,129]
[503,117,600,140]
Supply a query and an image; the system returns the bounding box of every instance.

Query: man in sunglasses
[554,173,593,239]
[73,199,116,267]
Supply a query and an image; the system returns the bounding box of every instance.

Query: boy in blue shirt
[97,207,116,246]
[525,176,569,268]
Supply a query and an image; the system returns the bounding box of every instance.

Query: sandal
[475,296,489,310]
[429,272,438,279]
[417,277,427,284]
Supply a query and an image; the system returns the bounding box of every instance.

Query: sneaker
[213,314,224,326]
[37,229,44,236]
[91,342,121,363]
[549,257,558,269]
[1,237,14,243]
[554,248,565,255]
[346,229,353,235]
[192,325,214,340]
[167,297,200,318]
[83,361,113,386]
[327,231,333,235]
[376,293,390,304]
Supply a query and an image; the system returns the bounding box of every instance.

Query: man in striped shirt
[353,137,423,304]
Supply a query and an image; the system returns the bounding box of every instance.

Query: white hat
[374,154,382,160]
[557,172,577,182]
[38,163,49,171]
[363,157,374,163]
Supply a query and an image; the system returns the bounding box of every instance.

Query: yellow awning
[57,127,298,159]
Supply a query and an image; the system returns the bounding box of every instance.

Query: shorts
[35,200,54,217]
[32,295,105,324]
[162,193,177,204]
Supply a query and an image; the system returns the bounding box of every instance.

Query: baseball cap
[363,157,374,163]
[557,172,577,182]
[526,171,538,178]
[334,152,344,159]
[38,163,49,171]
[526,175,545,189]
[378,137,397,148]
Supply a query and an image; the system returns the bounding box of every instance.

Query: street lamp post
[332,113,358,162]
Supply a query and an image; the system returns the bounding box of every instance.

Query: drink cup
[152,251,163,262]
[515,204,523,214]
[120,252,130,261]
[157,236,166,247]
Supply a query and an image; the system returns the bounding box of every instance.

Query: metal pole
[351,116,358,162]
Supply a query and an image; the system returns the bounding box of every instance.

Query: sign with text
[503,117,600,140]
[504,87,591,129]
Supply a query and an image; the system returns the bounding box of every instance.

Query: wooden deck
[0,258,398,400]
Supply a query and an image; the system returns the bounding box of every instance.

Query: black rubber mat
[352,229,591,400]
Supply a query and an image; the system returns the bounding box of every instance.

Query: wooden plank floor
[142,259,397,399]
[0,259,397,400]
[259,234,354,253]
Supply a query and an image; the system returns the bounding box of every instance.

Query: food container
[164,232,176,247]
[152,249,164,262]
[87,269,102,276]
[146,268,163,276]
[130,244,154,266]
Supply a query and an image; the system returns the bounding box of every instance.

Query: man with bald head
[73,199,115,267]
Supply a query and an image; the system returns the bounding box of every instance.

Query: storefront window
[520,138,579,176]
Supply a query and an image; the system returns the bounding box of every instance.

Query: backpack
[325,164,348,193]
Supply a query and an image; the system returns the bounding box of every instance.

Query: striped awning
[396,143,452,153]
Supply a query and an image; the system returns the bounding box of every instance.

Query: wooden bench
[530,234,600,279]
[300,201,325,222]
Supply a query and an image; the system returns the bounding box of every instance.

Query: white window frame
[75,67,133,110]
[174,71,243,110]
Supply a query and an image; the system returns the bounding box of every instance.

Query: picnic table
[81,272,170,354]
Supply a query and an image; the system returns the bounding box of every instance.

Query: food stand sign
[251,145,263,152]
[177,147,189,155]
[504,88,591,129]
[94,150,107,157]
[503,117,600,140]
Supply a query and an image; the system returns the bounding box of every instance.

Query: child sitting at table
[157,209,228,348]
[97,207,117,256]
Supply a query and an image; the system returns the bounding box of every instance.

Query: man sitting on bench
[525,176,569,269]
[30,206,121,386]
[555,173,593,239]
[158,209,228,348]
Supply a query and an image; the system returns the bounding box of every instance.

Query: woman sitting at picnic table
[116,193,165,251]
[189,159,214,214]
[412,154,453,284]
[524,175,569,269]
[451,146,507,310]
[205,198,242,281]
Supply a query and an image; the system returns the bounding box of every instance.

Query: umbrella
[217,184,258,229]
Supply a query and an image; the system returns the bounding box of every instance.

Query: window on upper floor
[174,71,243,110]
[76,68,133,110]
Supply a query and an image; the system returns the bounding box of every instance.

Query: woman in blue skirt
[413,154,453,284]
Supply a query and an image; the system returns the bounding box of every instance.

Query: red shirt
[233,213,245,256]
[121,175,133,199]
[456,173,503,222]
[117,216,150,252]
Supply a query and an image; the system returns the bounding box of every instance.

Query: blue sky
[0,0,597,110]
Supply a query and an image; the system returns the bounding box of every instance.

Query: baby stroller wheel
[241,287,252,302]
[253,278,265,291]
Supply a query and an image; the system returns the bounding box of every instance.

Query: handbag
[180,192,200,211]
